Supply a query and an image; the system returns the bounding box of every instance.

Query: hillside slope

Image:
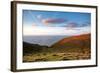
[51,34,91,49]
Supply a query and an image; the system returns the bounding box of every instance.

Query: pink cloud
[42,18,67,24]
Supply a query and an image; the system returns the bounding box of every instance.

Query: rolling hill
[51,33,91,49]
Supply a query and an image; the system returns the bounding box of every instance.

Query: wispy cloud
[37,15,42,19]
[32,23,37,26]
[65,22,90,28]
[66,22,78,28]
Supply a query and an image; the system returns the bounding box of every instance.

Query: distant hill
[51,34,91,49]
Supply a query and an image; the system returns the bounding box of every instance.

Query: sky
[22,10,91,36]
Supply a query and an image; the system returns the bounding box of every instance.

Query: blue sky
[22,10,91,36]
[23,10,91,27]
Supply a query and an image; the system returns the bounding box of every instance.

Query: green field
[23,48,90,62]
